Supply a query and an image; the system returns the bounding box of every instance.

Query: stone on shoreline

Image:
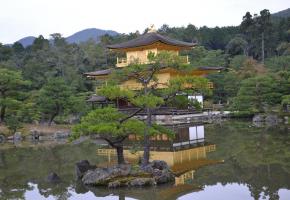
[0,134,5,143]
[253,114,282,126]
[54,131,71,139]
[14,132,22,141]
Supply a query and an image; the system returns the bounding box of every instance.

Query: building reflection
[96,124,223,189]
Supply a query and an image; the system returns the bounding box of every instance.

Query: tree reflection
[195,120,290,200]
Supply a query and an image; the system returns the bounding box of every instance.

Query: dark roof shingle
[84,69,112,76]
[198,66,224,70]
[107,32,196,49]
[87,95,107,102]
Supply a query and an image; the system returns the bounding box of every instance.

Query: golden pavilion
[85,25,222,107]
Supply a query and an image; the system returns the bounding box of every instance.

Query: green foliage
[38,77,75,124]
[0,43,13,61]
[188,46,227,67]
[229,55,248,69]
[226,36,248,56]
[276,42,290,56]
[265,55,290,72]
[71,107,146,140]
[5,115,22,134]
[165,76,211,96]
[0,68,30,122]
[68,92,90,115]
[18,101,40,123]
[167,95,189,109]
[281,95,290,111]
[231,75,281,112]
[131,94,164,108]
[73,107,140,139]
[282,95,290,105]
[98,85,134,100]
[190,99,202,110]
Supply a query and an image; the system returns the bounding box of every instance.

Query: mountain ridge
[272,8,290,18]
[16,28,119,47]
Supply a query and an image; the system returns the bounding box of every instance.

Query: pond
[0,120,290,200]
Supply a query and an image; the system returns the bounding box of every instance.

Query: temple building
[85,25,222,107]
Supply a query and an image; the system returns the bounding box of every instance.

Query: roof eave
[107,41,196,50]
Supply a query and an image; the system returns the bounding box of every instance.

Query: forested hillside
[0,9,289,130]
[272,8,290,18]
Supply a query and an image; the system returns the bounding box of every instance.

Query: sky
[1,0,290,44]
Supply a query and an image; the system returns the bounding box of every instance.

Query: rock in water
[75,160,95,179]
[142,160,169,172]
[154,169,175,184]
[108,181,121,188]
[82,168,110,185]
[108,164,131,176]
[151,160,169,170]
[151,161,174,184]
[47,172,61,183]
[128,178,156,187]
[80,160,175,188]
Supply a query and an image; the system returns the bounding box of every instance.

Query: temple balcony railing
[208,82,214,89]
[116,57,128,67]
[96,81,214,91]
[116,55,190,67]
[183,82,214,89]
[179,55,190,64]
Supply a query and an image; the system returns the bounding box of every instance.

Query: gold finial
[148,24,157,33]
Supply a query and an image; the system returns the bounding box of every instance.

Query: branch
[119,107,144,123]
[144,67,158,84]
[128,70,146,83]
[101,135,128,147]
[102,137,116,148]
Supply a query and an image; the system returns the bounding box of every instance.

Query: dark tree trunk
[116,97,119,108]
[116,145,125,165]
[48,112,58,126]
[261,32,265,64]
[103,137,127,165]
[142,107,152,166]
[0,106,6,123]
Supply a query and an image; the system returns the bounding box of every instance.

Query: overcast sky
[1,0,290,44]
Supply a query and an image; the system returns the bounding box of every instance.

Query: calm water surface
[0,120,290,200]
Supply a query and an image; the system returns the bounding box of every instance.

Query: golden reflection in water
[175,170,195,186]
[95,129,224,199]
[96,144,222,181]
[96,125,223,189]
